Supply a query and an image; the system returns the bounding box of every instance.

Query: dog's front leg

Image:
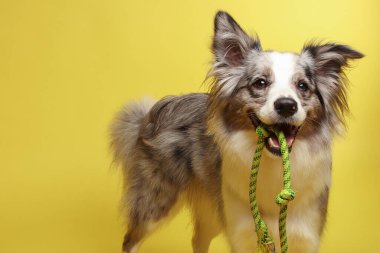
[285,204,323,253]
[223,186,258,253]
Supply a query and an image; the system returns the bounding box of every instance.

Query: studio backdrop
[0,0,379,252]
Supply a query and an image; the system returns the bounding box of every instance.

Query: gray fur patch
[110,93,223,251]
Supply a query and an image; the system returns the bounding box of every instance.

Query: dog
[110,11,363,253]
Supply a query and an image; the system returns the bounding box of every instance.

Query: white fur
[210,113,331,253]
[128,244,140,253]
[259,52,306,126]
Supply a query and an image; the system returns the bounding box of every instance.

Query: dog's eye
[253,78,268,89]
[297,81,309,92]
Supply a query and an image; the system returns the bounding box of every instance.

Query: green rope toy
[249,126,296,253]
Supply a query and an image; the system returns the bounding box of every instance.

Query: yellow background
[1,0,379,252]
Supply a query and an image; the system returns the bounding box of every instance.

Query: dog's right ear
[212,11,261,67]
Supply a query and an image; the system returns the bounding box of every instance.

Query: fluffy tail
[109,97,155,169]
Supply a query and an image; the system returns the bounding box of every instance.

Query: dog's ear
[301,43,364,75]
[212,11,261,67]
[300,43,364,130]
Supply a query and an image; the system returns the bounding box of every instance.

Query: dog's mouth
[249,113,300,156]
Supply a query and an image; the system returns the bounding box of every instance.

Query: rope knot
[275,188,295,205]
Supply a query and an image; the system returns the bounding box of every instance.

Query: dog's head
[208,11,363,156]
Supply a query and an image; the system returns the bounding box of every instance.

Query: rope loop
[275,188,296,205]
[250,124,296,253]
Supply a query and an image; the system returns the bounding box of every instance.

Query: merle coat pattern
[110,11,363,253]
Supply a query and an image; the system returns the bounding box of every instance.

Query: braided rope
[249,126,296,253]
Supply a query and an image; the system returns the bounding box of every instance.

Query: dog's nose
[274,97,298,118]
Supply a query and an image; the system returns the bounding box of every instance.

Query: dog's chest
[219,130,331,216]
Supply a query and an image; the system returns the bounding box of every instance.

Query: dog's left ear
[212,11,261,67]
[301,43,364,75]
[300,43,364,130]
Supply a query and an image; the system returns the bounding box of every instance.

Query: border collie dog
[110,11,363,253]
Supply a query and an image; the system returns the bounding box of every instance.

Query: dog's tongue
[270,136,280,147]
[269,134,294,147]
[286,135,295,146]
